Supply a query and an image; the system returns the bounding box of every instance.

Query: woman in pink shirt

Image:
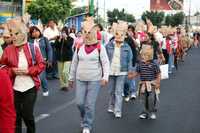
[74,31,84,49]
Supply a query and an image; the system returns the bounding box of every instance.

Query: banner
[150,0,183,10]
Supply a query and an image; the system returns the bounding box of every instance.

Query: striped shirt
[136,61,160,81]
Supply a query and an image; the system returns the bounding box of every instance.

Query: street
[33,48,200,133]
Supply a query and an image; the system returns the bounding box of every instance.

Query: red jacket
[0,43,45,90]
[0,69,16,133]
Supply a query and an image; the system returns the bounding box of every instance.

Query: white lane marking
[35,99,76,123]
[35,114,50,122]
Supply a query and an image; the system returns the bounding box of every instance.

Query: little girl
[132,46,161,119]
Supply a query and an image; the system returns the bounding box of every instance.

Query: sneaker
[130,93,136,100]
[53,75,59,79]
[124,96,130,102]
[115,112,122,118]
[149,113,156,120]
[122,93,125,97]
[107,108,114,113]
[82,127,90,133]
[60,87,68,91]
[139,113,148,119]
[43,91,49,97]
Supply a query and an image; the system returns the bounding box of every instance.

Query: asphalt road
[32,48,200,133]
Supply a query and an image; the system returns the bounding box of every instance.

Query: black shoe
[60,87,68,91]
[53,75,59,79]
[47,76,54,80]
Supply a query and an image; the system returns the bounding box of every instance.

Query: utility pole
[104,0,106,27]
[89,0,94,16]
[96,0,99,23]
[11,0,14,18]
[22,0,25,16]
[189,0,191,26]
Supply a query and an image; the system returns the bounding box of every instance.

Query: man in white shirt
[43,20,60,79]
[43,20,60,43]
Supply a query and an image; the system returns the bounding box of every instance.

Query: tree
[107,8,135,25]
[165,14,173,26]
[173,12,185,26]
[165,12,185,27]
[27,0,73,24]
[141,11,165,27]
[194,11,200,16]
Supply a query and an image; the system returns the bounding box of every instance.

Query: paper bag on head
[82,16,98,45]
[140,46,154,61]
[112,20,128,42]
[135,21,146,32]
[4,17,28,46]
[22,13,31,25]
[146,18,155,34]
[159,26,168,36]
[83,17,95,32]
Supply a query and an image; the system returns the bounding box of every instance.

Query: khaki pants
[57,61,71,88]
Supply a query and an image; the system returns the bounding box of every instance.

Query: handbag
[160,64,169,80]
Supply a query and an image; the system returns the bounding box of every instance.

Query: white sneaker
[168,71,172,74]
[82,127,90,133]
[124,96,130,102]
[130,93,136,99]
[115,112,122,118]
[139,113,148,119]
[149,113,156,120]
[107,108,114,113]
[43,91,49,97]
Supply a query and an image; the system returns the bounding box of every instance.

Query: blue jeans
[76,80,100,130]
[47,43,58,78]
[168,54,173,73]
[124,78,137,97]
[107,75,126,114]
[40,70,48,92]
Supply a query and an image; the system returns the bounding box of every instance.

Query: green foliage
[141,11,165,27]
[194,11,200,16]
[107,8,136,25]
[70,6,87,16]
[27,0,73,24]
[165,12,185,27]
[165,14,172,26]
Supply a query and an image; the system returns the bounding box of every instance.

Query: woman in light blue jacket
[105,23,134,118]
[29,26,53,96]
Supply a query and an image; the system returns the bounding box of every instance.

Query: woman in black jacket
[55,27,74,91]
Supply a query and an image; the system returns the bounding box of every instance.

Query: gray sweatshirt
[69,45,110,81]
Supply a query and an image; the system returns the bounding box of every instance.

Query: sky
[73,0,200,19]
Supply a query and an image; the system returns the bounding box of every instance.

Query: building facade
[0,0,32,24]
